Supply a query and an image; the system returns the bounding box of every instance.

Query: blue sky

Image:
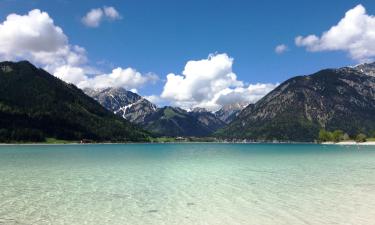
[0,0,375,110]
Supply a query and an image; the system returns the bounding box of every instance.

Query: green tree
[318,129,333,142]
[356,133,367,143]
[331,130,344,143]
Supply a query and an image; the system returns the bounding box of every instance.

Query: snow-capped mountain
[337,62,375,77]
[84,87,157,124]
[353,62,375,77]
[84,87,228,136]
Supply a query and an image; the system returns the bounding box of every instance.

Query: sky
[1,0,375,111]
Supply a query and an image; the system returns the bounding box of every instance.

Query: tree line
[318,129,374,143]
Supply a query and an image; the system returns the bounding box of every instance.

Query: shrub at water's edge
[317,129,375,143]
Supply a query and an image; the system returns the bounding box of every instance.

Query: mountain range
[84,88,230,136]
[1,60,375,142]
[84,87,157,124]
[216,63,375,141]
[214,102,248,123]
[0,61,149,142]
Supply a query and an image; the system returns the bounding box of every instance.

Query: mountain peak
[84,87,157,124]
[352,62,375,77]
[85,87,128,94]
[217,67,375,141]
[220,102,248,111]
[214,103,247,124]
[142,105,225,137]
[0,60,37,73]
[191,107,209,113]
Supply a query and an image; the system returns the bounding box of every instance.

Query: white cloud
[215,83,279,106]
[0,9,86,70]
[77,67,158,89]
[0,9,66,54]
[82,6,121,27]
[81,8,103,27]
[161,53,278,111]
[144,95,167,106]
[275,44,288,54]
[295,4,375,62]
[0,9,275,108]
[0,9,157,92]
[103,6,121,20]
[54,65,87,84]
[0,8,88,86]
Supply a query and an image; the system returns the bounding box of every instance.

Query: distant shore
[0,140,316,145]
[1,141,375,145]
[322,141,375,146]
[0,141,315,145]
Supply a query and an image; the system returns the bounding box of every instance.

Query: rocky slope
[84,87,157,124]
[142,107,225,137]
[0,61,149,142]
[351,62,375,77]
[85,88,226,136]
[216,64,375,141]
[190,108,227,131]
[214,103,248,123]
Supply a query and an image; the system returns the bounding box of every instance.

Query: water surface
[0,144,374,225]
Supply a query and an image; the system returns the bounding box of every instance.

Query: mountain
[216,64,375,141]
[214,103,248,123]
[190,108,226,132]
[351,62,375,77]
[84,87,157,124]
[0,61,149,142]
[142,106,225,137]
[85,88,226,137]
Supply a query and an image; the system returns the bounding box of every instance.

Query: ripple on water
[0,144,375,225]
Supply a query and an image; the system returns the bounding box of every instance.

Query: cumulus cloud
[103,6,121,20]
[275,44,288,54]
[144,95,168,106]
[0,9,157,92]
[295,4,375,62]
[215,83,279,106]
[54,66,158,90]
[161,53,278,111]
[76,67,158,89]
[82,6,121,27]
[0,9,86,71]
[54,65,87,84]
[81,8,103,27]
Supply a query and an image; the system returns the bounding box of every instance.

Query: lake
[0,143,374,225]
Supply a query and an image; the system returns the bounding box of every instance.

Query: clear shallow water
[0,144,375,225]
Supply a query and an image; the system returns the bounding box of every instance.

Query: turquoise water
[0,144,374,225]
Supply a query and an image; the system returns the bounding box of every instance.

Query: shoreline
[322,141,375,146]
[1,141,375,145]
[0,141,316,145]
